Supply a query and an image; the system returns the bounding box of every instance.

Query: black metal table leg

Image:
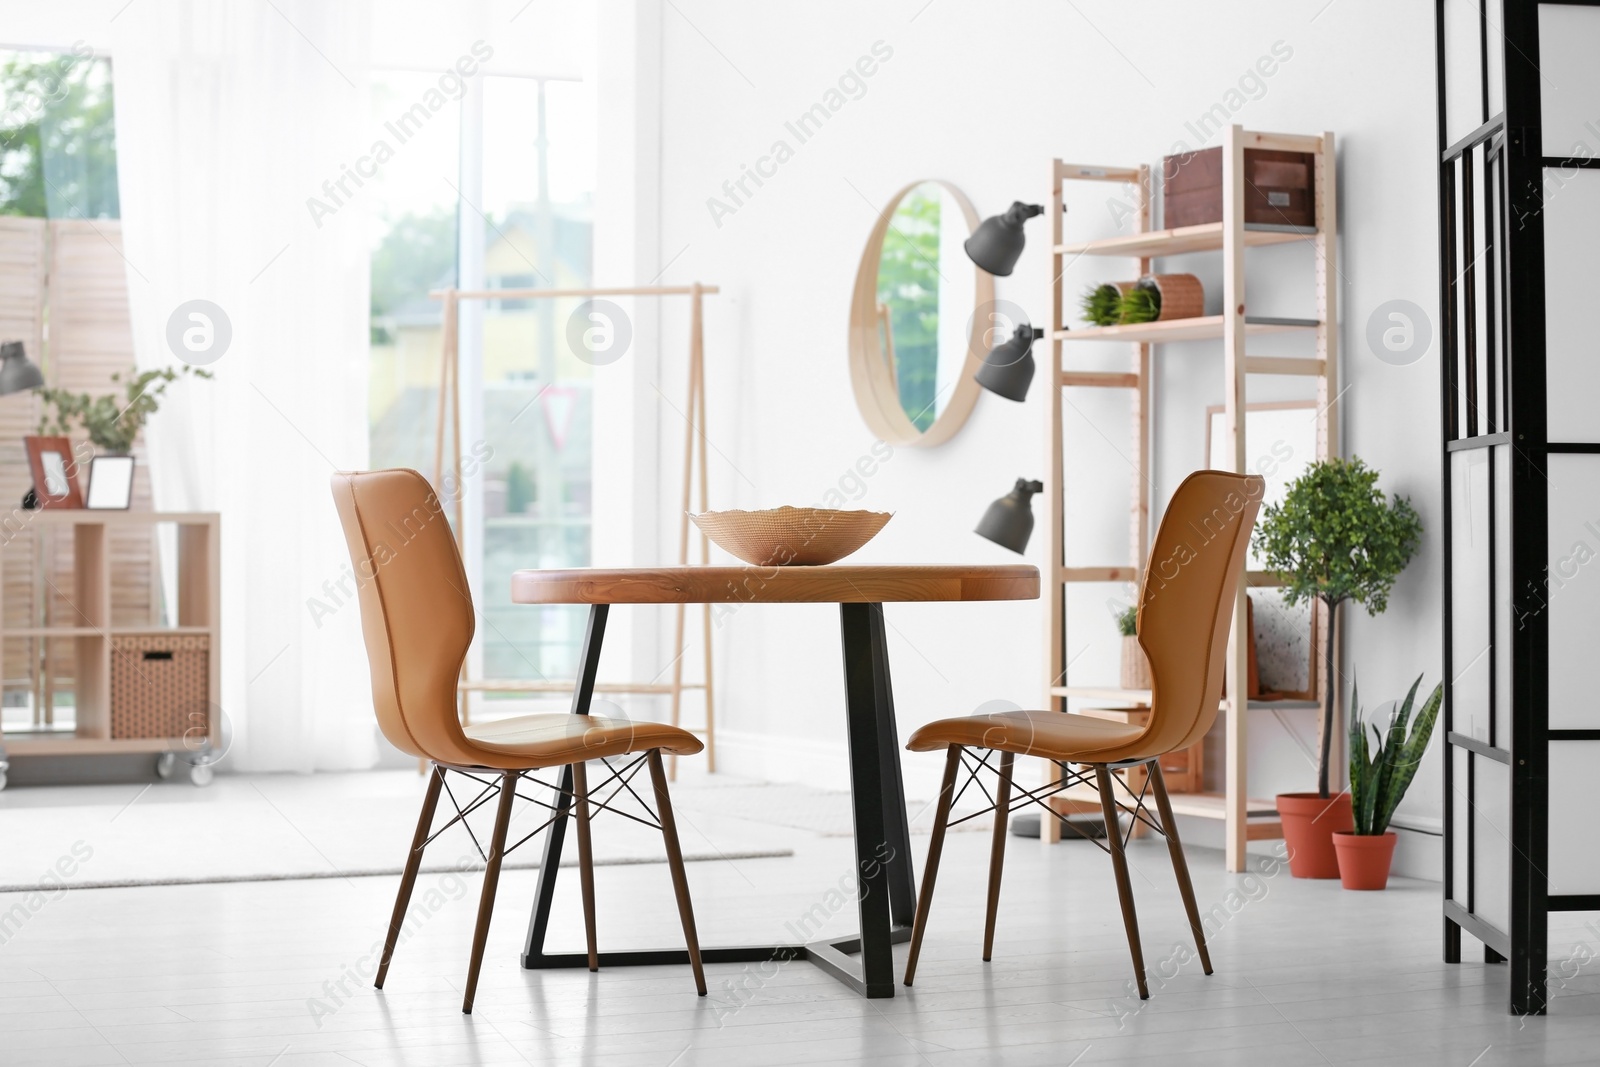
[521,604,607,966]
[864,603,917,927]
[520,599,913,998]
[820,601,903,998]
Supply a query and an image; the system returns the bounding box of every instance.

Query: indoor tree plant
[37,365,210,454]
[1337,676,1442,889]
[1254,457,1422,878]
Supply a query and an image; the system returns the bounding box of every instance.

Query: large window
[0,46,119,219]
[367,58,596,685]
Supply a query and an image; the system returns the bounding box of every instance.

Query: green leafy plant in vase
[1114,603,1149,689]
[1335,676,1442,889]
[36,366,211,456]
[1253,456,1423,877]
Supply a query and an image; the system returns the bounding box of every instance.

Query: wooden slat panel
[0,218,46,697]
[48,221,157,632]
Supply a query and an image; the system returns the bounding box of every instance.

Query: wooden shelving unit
[1056,220,1315,258]
[1043,125,1339,871]
[1053,315,1319,345]
[0,510,220,787]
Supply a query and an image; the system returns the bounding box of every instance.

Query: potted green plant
[1254,457,1422,878]
[1336,676,1442,889]
[1116,284,1161,325]
[37,365,210,454]
[1080,283,1124,327]
[1115,604,1149,689]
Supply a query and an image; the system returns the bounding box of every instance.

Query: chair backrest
[1135,469,1265,756]
[330,468,476,764]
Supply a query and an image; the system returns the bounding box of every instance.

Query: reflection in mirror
[874,182,978,432]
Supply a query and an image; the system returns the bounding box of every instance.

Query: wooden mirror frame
[848,180,994,448]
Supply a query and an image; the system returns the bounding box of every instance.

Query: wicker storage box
[1162,146,1315,229]
[111,634,209,740]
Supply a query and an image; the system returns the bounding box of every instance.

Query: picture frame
[86,455,136,510]
[23,435,84,510]
[1204,401,1319,701]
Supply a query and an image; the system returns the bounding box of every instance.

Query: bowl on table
[689,507,892,566]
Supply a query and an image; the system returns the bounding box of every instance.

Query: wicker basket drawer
[111,635,209,740]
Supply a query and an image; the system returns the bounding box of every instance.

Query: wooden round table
[511,564,1038,998]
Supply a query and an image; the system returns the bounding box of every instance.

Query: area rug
[669,780,994,836]
[0,769,792,893]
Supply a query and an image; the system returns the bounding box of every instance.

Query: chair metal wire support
[417,755,664,863]
[940,749,1167,856]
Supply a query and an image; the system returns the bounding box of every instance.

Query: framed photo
[86,455,136,510]
[1204,401,1319,701]
[23,435,83,509]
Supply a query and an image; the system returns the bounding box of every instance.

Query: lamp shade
[976,478,1044,554]
[975,325,1044,402]
[0,341,43,396]
[964,201,1044,276]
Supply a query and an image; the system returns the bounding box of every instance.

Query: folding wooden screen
[1437,0,1600,1015]
[0,219,155,724]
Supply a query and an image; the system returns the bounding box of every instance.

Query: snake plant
[1348,675,1442,835]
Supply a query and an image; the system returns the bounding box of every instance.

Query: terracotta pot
[1275,792,1353,878]
[1333,831,1398,890]
[1119,635,1151,690]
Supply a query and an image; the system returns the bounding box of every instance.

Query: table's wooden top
[511,565,1039,605]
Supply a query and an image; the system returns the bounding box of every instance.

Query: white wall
[603,0,1444,869]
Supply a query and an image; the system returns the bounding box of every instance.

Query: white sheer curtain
[111,0,376,771]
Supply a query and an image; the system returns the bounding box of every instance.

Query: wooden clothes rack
[428,282,718,778]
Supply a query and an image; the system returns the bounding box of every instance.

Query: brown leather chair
[902,470,1265,997]
[331,468,707,1013]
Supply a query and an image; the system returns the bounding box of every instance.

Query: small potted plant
[1081,283,1130,327]
[1115,604,1149,689]
[1254,457,1422,878]
[1337,676,1442,889]
[37,365,210,475]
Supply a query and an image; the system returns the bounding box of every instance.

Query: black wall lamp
[975,478,1044,554]
[964,201,1044,276]
[0,341,44,395]
[975,324,1044,402]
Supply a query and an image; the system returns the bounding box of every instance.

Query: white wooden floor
[2,771,1598,1066]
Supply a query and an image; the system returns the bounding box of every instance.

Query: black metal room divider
[1437,0,1600,1015]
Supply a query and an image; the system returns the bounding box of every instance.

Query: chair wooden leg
[648,750,706,995]
[462,771,518,1014]
[905,744,961,986]
[376,765,444,989]
[1095,763,1149,1000]
[1149,762,1212,975]
[983,749,1015,962]
[572,760,600,972]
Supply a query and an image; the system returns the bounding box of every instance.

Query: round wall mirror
[849,180,993,447]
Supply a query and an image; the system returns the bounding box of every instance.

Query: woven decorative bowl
[690,507,892,566]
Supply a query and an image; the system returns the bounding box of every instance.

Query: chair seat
[907,710,1148,762]
[461,713,704,768]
